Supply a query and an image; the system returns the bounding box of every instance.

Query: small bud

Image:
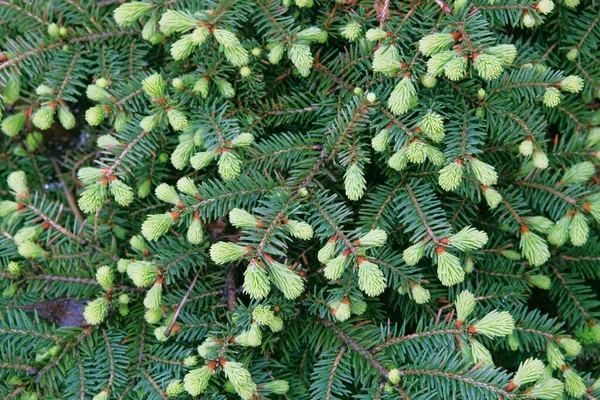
[86,85,112,102]
[85,106,107,126]
[420,112,445,142]
[127,261,158,287]
[113,1,153,26]
[566,48,578,61]
[439,161,463,191]
[263,380,289,394]
[96,266,114,290]
[7,261,21,275]
[528,275,551,290]
[48,23,60,38]
[482,186,502,209]
[523,11,536,28]
[285,219,314,240]
[449,226,488,251]
[569,212,589,247]
[167,108,188,131]
[141,213,176,241]
[548,215,570,247]
[357,258,387,297]
[210,242,248,264]
[407,140,427,164]
[421,73,437,88]
[130,235,148,253]
[197,338,218,358]
[268,42,285,65]
[140,113,159,132]
[365,28,387,41]
[519,139,534,156]
[155,183,180,205]
[470,310,515,338]
[402,241,426,266]
[469,158,498,186]
[532,149,549,169]
[344,163,366,201]
[520,227,550,266]
[411,284,430,304]
[289,43,314,77]
[154,326,168,342]
[218,150,242,180]
[512,358,545,387]
[144,284,163,309]
[529,377,564,399]
[542,87,561,108]
[324,254,347,280]
[243,261,270,299]
[455,290,476,322]
[190,151,216,170]
[176,177,197,195]
[166,379,185,397]
[83,298,108,325]
[388,148,409,171]
[419,33,454,56]
[331,299,351,322]
[267,259,304,299]
[2,113,26,137]
[184,366,214,396]
[187,216,204,244]
[18,241,46,259]
[341,21,362,41]
[470,338,494,366]
[444,55,467,81]
[388,77,418,115]
[436,247,464,286]
[564,368,585,398]
[222,361,257,400]
[366,92,377,102]
[110,179,134,206]
[536,0,555,14]
[371,130,389,152]
[508,334,520,351]
[32,106,55,130]
[560,75,584,93]
[231,132,254,147]
[142,73,165,99]
[557,338,582,356]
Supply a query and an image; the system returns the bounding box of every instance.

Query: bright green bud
[546,341,564,369]
[83,298,108,325]
[513,358,545,387]
[127,261,158,287]
[32,106,55,130]
[570,212,589,247]
[7,170,28,198]
[186,215,204,244]
[141,213,175,241]
[388,148,409,171]
[251,47,262,57]
[372,45,401,77]
[144,284,162,309]
[17,241,45,259]
[48,23,60,38]
[118,294,129,305]
[562,161,595,185]
[176,176,197,196]
[419,33,454,56]
[403,241,426,266]
[268,315,283,332]
[139,113,159,132]
[344,163,366,201]
[444,55,467,81]
[483,187,502,209]
[97,135,120,151]
[530,378,564,399]
[438,161,463,191]
[286,219,314,240]
[210,242,248,264]
[548,215,570,246]
[92,390,108,400]
[331,299,351,322]
[407,140,427,164]
[197,337,218,358]
[566,48,578,61]
[86,85,112,102]
[469,158,498,185]
[455,290,476,321]
[236,322,262,347]
[500,249,521,260]
[142,73,165,99]
[263,380,289,394]
[2,112,26,137]
[166,379,185,397]
[252,305,275,325]
[486,44,518,67]
[296,27,322,42]
[0,200,19,218]
[508,334,520,351]
[4,78,20,104]
[523,12,536,28]
[526,216,554,234]
[215,78,236,98]
[564,368,585,398]
[365,28,387,41]
[184,366,214,396]
[14,226,41,245]
[289,43,313,77]
[449,226,488,251]
[190,151,216,170]
[96,266,114,290]
[542,87,561,107]
[427,146,446,166]
[155,183,180,205]
[529,275,551,290]
[560,75,584,93]
[193,77,209,98]
[388,77,418,115]
[57,107,75,130]
[213,29,240,48]
[532,149,549,169]
[137,179,152,199]
[371,129,389,152]
[558,338,582,356]
[411,284,430,304]
[268,42,285,65]
[222,361,257,400]
[341,21,362,41]
[324,254,347,280]
[231,132,254,147]
[7,261,21,275]
[85,106,107,126]
[130,235,148,253]
[473,54,504,80]
[357,229,387,247]
[218,150,242,180]
[113,1,153,26]
[537,0,555,14]
[240,66,251,77]
[357,259,387,297]
[436,247,464,286]
[230,208,257,229]
[421,112,445,142]
[78,182,106,213]
[520,228,550,266]
[470,338,494,366]
[159,10,198,35]
[471,310,514,338]
[184,356,198,367]
[110,179,134,206]
[427,50,455,77]
[267,259,304,299]
[77,167,105,185]
[243,260,270,299]
[318,238,337,263]
[167,108,188,131]
[366,92,377,102]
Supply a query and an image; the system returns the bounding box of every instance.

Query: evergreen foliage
[0,0,599,399]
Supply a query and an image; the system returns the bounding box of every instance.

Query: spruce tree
[0,0,599,399]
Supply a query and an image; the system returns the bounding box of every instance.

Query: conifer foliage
[1,0,600,398]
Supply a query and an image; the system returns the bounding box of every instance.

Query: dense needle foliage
[0,0,599,399]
